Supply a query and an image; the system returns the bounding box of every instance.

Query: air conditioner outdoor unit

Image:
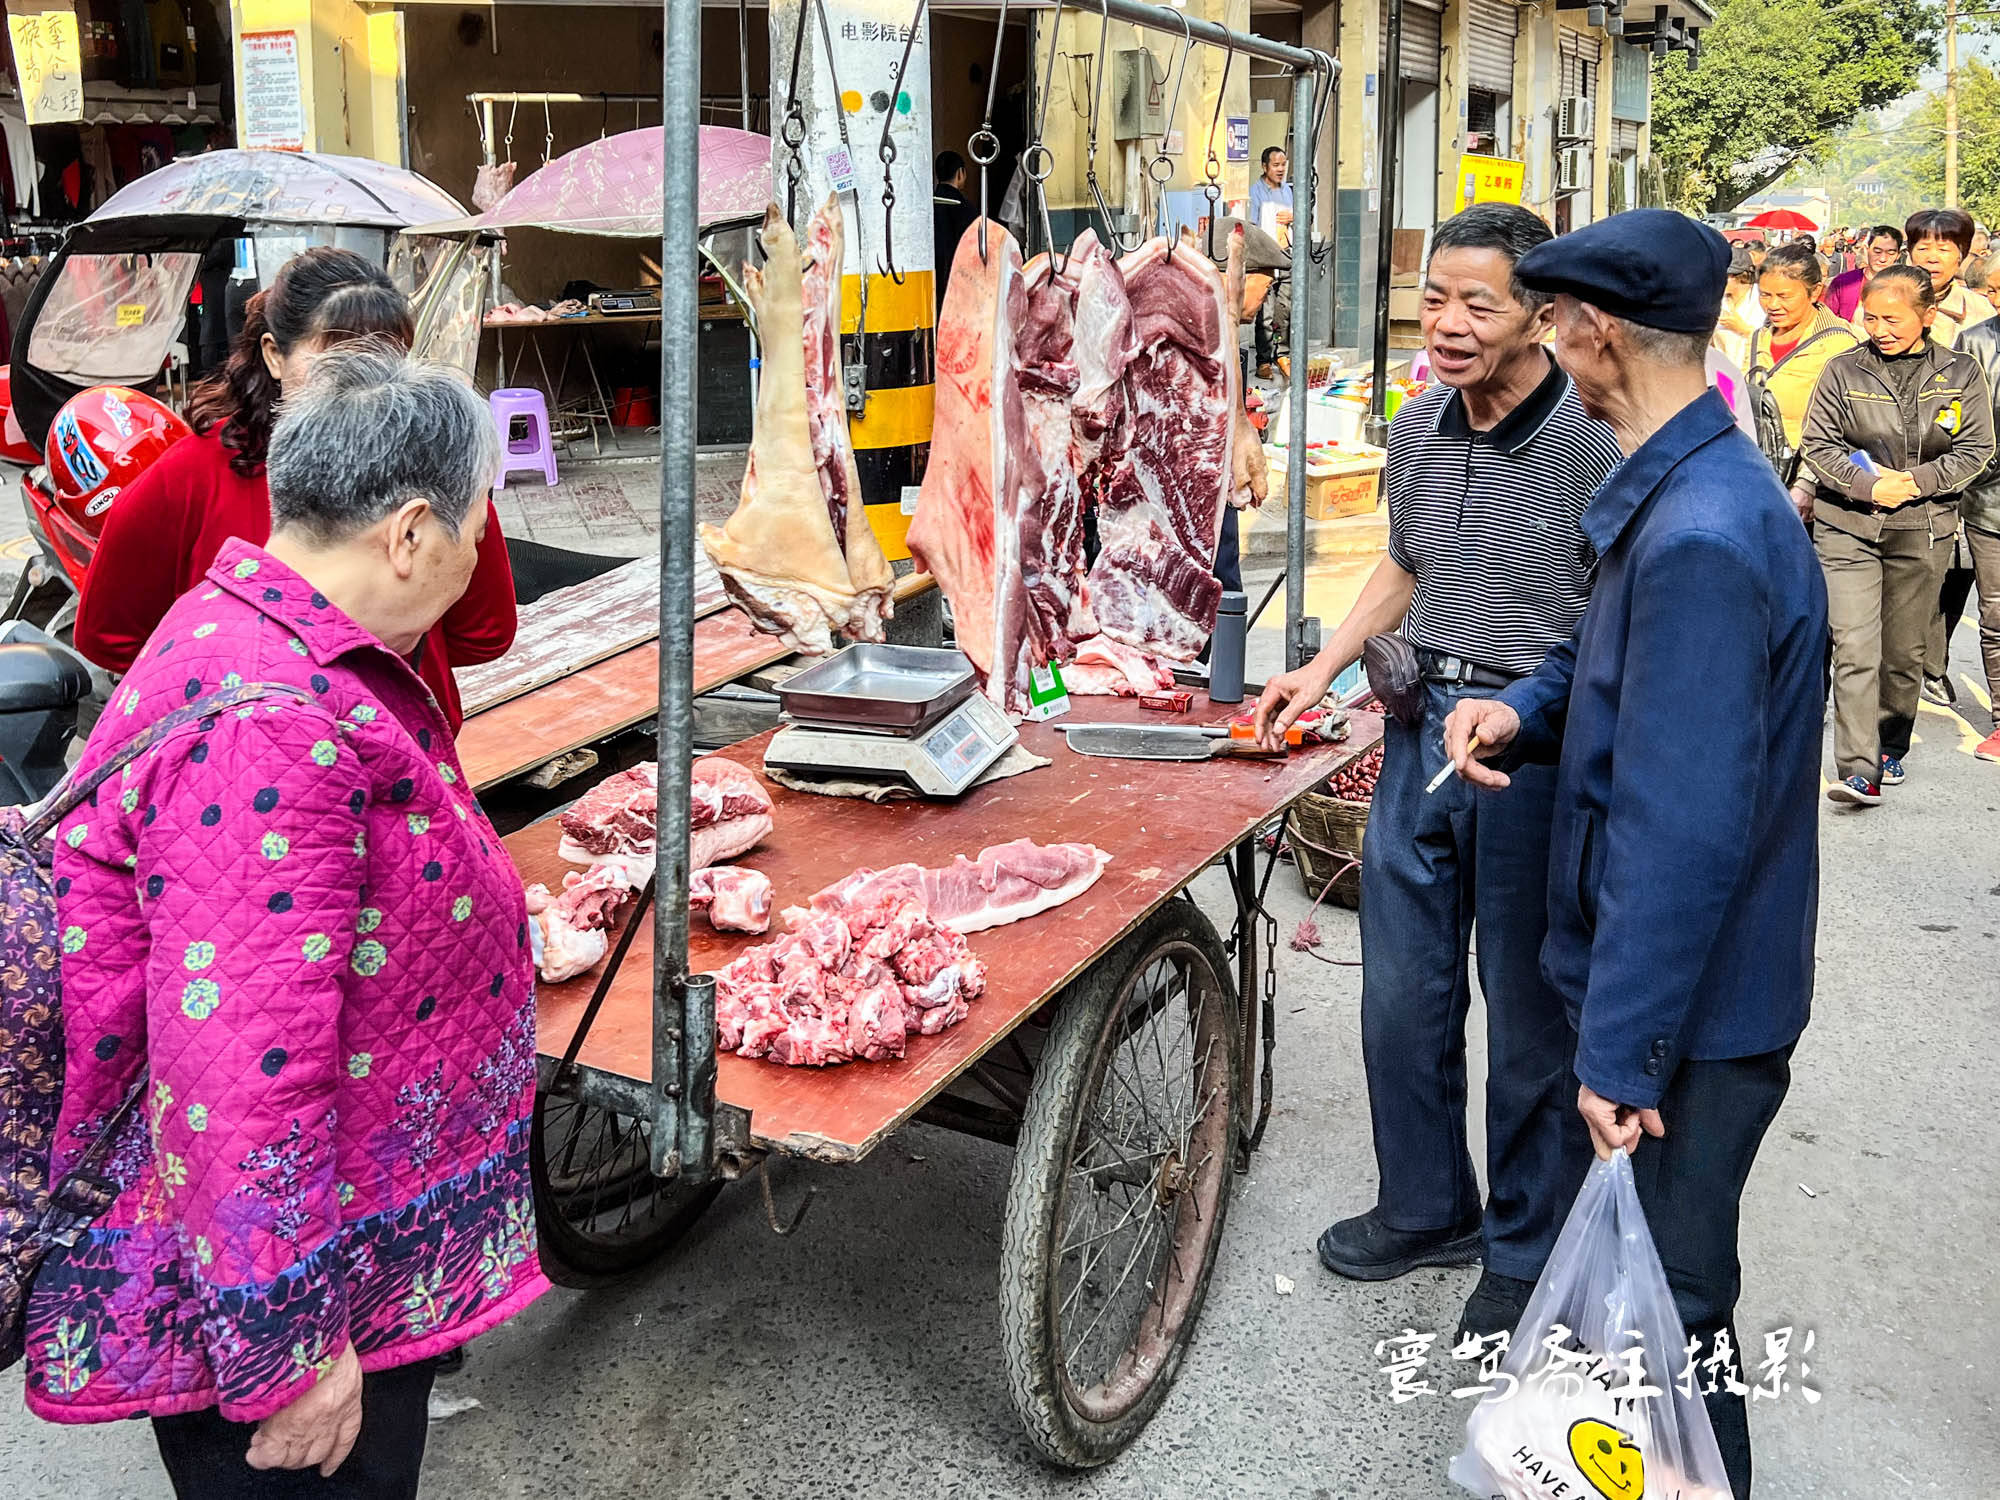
[1112,48,1166,140]
[1557,146,1591,193]
[1556,95,1593,142]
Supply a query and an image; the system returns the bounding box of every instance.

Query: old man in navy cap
[1443,209,1829,1499]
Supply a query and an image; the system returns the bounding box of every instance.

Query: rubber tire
[530,1089,723,1289]
[999,899,1241,1468]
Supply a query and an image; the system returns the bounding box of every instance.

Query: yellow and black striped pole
[772,0,937,562]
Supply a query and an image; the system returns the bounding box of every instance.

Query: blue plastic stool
[490,388,559,491]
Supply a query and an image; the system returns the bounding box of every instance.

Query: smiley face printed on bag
[1568,1418,1645,1500]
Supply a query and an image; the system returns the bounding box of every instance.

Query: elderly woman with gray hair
[25,349,547,1497]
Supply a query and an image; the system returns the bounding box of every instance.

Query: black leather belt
[1416,649,1521,690]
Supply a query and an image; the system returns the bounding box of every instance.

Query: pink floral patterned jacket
[25,539,547,1424]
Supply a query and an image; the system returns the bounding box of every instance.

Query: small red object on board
[1139,690,1194,713]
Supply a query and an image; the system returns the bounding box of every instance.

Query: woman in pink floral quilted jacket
[27,349,547,1496]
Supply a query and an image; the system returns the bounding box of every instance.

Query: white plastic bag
[1449,1150,1734,1500]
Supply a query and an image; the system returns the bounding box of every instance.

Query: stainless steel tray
[776,644,978,729]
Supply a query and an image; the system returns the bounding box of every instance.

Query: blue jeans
[1356,682,1593,1279]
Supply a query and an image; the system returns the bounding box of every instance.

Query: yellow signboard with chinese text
[5,0,82,125]
[1455,155,1527,213]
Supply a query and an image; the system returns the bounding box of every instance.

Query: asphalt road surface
[1,530,1994,1496]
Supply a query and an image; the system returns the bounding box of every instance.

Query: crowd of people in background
[1721,207,2000,800]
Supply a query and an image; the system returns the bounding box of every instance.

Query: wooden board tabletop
[454,554,727,719]
[505,697,1384,1164]
[459,573,939,793]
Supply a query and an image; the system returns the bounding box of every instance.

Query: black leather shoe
[1316,1208,1483,1282]
[1455,1268,1537,1344]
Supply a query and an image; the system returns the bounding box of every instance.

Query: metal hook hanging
[503,99,518,163]
[876,0,930,284]
[1084,0,1144,254]
[971,0,1011,264]
[1026,0,1071,275]
[1145,9,1193,255]
[1202,40,1236,261]
[542,99,555,167]
[779,0,816,223]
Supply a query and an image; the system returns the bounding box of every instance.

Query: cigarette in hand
[1425,733,1481,795]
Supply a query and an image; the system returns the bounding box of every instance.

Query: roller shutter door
[1466,0,1517,94]
[1613,119,1640,155]
[1385,0,1444,86]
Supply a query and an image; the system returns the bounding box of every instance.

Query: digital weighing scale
[765,645,1019,798]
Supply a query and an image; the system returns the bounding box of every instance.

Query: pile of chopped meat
[715,839,1110,1067]
[715,892,988,1066]
[528,757,777,982]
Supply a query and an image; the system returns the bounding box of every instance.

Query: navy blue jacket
[1499,390,1828,1108]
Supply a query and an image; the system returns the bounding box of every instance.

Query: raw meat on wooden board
[558,758,773,869]
[714,889,988,1066]
[1083,232,1235,664]
[802,194,894,636]
[793,838,1111,935]
[1064,635,1176,697]
[526,852,655,982]
[690,866,774,933]
[1225,226,1270,510]
[701,204,878,654]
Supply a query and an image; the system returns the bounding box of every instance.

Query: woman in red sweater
[75,246,517,730]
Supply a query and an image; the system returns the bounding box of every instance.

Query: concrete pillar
[229,0,405,163]
[1332,0,1382,354]
[1436,0,1466,223]
[1590,26,1613,222]
[770,0,935,559]
[1512,2,1556,217]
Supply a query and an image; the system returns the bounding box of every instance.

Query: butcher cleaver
[1063,725,1286,761]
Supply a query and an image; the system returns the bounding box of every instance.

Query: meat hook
[972,0,1012,264]
[875,0,931,286]
[1086,0,1144,255]
[1148,9,1194,258]
[757,1155,816,1237]
[1202,41,1236,262]
[1026,0,1072,275]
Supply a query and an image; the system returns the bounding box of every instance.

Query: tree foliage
[1885,65,2000,227]
[1650,0,1939,214]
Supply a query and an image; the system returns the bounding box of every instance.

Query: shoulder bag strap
[22,682,311,846]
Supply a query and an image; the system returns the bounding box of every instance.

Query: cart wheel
[1000,899,1241,1468]
[531,1088,721,1288]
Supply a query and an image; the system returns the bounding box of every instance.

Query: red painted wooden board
[460,611,792,791]
[505,700,1384,1163]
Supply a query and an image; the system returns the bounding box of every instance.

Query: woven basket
[1291,786,1370,909]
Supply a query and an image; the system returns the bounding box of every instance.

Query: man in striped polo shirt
[1255,204,1621,1338]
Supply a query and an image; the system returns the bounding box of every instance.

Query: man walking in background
[1255,204,1616,1341]
[1445,210,1827,1498]
[1825,223,1904,322]
[1248,147,1295,379]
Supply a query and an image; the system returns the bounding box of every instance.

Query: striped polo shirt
[1385,354,1623,677]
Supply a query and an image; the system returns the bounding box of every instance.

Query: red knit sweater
[74,429,517,730]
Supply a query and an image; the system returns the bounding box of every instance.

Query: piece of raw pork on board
[701,201,892,654]
[1082,232,1237,665]
[909,220,1103,715]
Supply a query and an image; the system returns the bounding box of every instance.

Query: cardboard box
[1265,443,1386,520]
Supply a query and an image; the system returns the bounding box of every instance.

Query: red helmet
[47,386,190,537]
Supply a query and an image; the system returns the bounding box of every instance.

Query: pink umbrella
[412,126,772,238]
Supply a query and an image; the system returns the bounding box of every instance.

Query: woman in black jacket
[1800,265,1998,805]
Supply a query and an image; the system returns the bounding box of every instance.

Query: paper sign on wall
[1455,153,1527,212]
[240,30,306,151]
[6,0,83,126]
[1225,118,1250,163]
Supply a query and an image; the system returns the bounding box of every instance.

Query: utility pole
[1947,0,1960,207]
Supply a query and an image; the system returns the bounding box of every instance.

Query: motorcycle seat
[0,642,91,713]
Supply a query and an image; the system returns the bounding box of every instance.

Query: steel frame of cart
[528,0,1344,1468]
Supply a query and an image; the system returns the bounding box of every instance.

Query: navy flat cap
[1513,209,1731,333]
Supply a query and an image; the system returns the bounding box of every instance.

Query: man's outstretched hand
[1441,697,1521,790]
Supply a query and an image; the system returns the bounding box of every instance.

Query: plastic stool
[490,388,559,491]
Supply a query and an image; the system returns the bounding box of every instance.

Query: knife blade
[1063,726,1286,761]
